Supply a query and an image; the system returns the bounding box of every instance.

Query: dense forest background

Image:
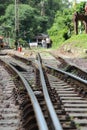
[0,0,86,47]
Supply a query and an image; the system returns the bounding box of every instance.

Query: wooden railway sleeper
[48,88,62,103]
[82,91,87,97]
[23,116,38,130]
[44,73,77,129]
[58,114,70,122]
[27,124,38,130]
[55,109,66,116]
[57,115,76,129]
[67,79,72,84]
[22,104,32,113]
[35,68,40,86]
[62,124,76,130]
[74,84,79,92]
[50,94,61,102]
[34,90,52,129]
[23,115,36,124]
[19,99,31,109]
[76,86,84,93]
[39,101,46,108]
[78,87,84,95]
[47,89,76,129]
[74,85,87,98]
[27,123,38,130]
[58,118,76,129]
[22,109,34,119]
[36,95,48,112]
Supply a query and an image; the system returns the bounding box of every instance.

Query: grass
[63,34,87,49]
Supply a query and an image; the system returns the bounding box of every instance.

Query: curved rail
[36,53,63,130]
[45,64,87,85]
[0,59,48,130]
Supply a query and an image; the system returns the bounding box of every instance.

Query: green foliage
[47,1,87,49]
[19,4,38,40]
[49,30,67,49]
[0,0,14,15]
[75,2,85,14]
[19,4,49,40]
[18,38,28,47]
[0,0,77,48]
[0,4,49,42]
[48,9,73,48]
[64,34,87,49]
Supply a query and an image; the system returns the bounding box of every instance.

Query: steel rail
[36,53,63,130]
[44,64,87,85]
[0,59,48,130]
[56,56,87,73]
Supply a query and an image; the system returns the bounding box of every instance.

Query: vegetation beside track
[48,34,87,58]
[63,34,87,50]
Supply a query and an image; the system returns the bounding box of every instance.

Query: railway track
[40,54,87,130]
[0,53,63,130]
[0,60,22,130]
[39,52,87,81]
[0,54,49,130]
[0,51,87,130]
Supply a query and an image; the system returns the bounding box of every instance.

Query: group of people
[42,37,52,48]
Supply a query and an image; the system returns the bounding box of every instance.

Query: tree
[48,9,73,47]
[0,0,14,15]
[0,0,71,47]
[75,2,85,14]
[0,4,48,42]
[20,0,70,27]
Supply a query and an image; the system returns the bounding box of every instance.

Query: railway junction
[1,1,87,130]
[0,48,87,130]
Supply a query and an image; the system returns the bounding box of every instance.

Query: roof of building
[35,33,49,39]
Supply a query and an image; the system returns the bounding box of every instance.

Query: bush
[18,38,28,47]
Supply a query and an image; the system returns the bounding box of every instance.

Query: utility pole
[15,0,19,41]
